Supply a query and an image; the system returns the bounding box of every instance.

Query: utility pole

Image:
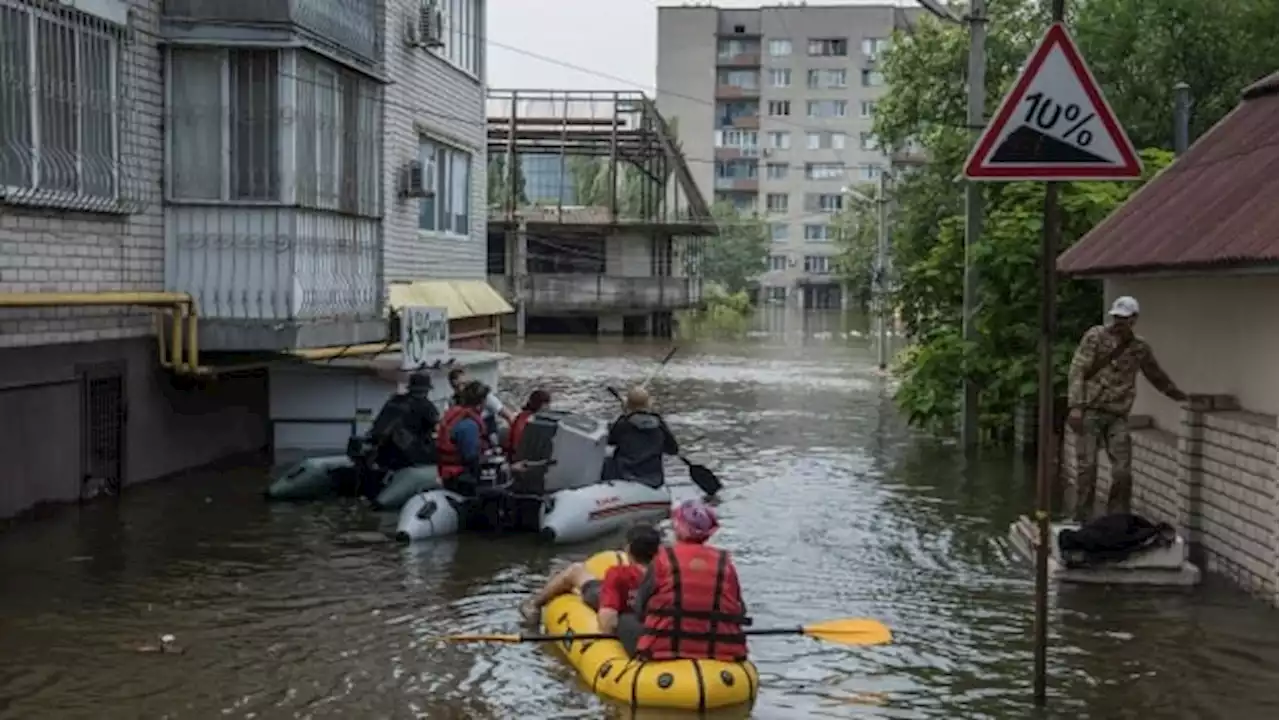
[876,170,891,370]
[960,0,988,449]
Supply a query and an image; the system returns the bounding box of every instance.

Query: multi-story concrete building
[657,2,914,309]
[0,0,497,519]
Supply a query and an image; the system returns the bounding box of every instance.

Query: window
[860,100,877,119]
[715,160,757,179]
[717,38,750,58]
[766,131,791,150]
[806,100,847,119]
[767,100,791,117]
[804,255,834,274]
[861,69,885,87]
[766,193,789,212]
[716,192,757,212]
[805,193,845,213]
[768,255,788,272]
[860,132,879,151]
[768,39,792,57]
[764,286,788,302]
[418,136,473,236]
[807,38,848,57]
[805,162,845,180]
[714,129,759,149]
[858,164,883,181]
[806,69,847,89]
[437,0,483,76]
[768,68,792,88]
[766,162,789,180]
[717,101,757,127]
[168,49,380,213]
[770,223,789,242]
[804,224,837,242]
[718,69,759,89]
[861,37,891,59]
[1,2,121,201]
[805,131,846,150]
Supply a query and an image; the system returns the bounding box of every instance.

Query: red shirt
[598,564,645,613]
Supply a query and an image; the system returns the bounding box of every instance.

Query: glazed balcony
[715,84,760,100]
[717,52,761,68]
[714,177,759,192]
[714,146,760,161]
[162,0,381,68]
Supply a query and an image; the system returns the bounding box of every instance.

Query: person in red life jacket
[633,499,750,662]
[518,523,661,655]
[504,389,550,456]
[436,380,491,495]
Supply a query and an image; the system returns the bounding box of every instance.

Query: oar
[679,455,722,497]
[441,617,892,647]
[640,345,681,388]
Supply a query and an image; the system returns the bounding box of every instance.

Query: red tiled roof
[1057,73,1279,276]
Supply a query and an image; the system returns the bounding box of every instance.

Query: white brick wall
[0,0,164,348]
[380,0,488,283]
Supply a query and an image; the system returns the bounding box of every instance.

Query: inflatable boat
[395,410,672,544]
[264,454,440,510]
[543,550,759,712]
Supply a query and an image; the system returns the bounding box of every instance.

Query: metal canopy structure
[486,89,714,235]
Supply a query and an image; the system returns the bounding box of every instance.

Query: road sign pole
[960,0,988,450]
[1032,2,1067,710]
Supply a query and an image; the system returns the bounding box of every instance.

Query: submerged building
[485,90,714,336]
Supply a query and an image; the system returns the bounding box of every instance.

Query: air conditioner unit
[406,1,445,49]
[400,160,434,199]
[761,148,773,157]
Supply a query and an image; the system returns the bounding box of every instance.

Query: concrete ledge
[1007,516,1202,587]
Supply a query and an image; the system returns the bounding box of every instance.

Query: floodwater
[0,313,1275,719]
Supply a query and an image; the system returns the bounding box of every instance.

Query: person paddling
[633,499,750,662]
[604,387,679,489]
[519,523,661,655]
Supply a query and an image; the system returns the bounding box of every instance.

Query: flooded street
[0,325,1275,719]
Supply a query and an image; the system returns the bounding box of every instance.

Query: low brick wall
[1061,395,1279,603]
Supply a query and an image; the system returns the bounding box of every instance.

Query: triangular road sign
[964,22,1142,182]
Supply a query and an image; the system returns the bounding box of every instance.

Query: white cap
[1108,296,1140,318]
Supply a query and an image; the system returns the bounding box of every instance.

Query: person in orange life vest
[519,523,661,655]
[436,381,491,494]
[633,499,750,662]
[504,389,550,456]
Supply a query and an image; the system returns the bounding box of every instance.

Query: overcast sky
[486,0,909,92]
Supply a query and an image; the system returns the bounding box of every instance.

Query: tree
[866,0,1257,441]
[831,181,883,311]
[486,153,526,210]
[700,202,769,295]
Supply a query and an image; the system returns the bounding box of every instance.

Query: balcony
[717,52,762,68]
[490,275,695,313]
[715,84,760,100]
[162,0,381,68]
[727,115,760,130]
[714,146,760,161]
[715,177,759,192]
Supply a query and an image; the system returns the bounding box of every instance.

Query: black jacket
[607,411,679,486]
[369,391,440,469]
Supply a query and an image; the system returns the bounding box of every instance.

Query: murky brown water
[0,323,1276,719]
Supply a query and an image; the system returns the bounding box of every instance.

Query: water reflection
[0,316,1274,719]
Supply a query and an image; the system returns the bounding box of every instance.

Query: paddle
[605,387,722,497]
[441,617,892,648]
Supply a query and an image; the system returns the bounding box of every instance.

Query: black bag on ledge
[1057,513,1177,569]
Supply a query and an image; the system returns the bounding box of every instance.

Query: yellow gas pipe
[0,292,202,374]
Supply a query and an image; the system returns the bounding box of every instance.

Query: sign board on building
[399,306,449,371]
[964,22,1142,182]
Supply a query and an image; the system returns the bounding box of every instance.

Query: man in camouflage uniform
[1066,296,1187,522]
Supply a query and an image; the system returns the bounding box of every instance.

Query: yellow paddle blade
[801,618,893,646]
[439,633,524,643]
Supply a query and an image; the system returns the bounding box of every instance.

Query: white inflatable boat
[394,410,672,544]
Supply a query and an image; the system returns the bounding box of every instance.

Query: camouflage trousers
[1070,410,1133,522]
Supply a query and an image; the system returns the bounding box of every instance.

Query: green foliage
[831,182,881,310]
[487,154,527,209]
[676,285,753,340]
[699,202,770,295]
[871,0,1256,441]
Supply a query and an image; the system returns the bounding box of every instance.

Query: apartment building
[0,0,494,519]
[657,3,913,309]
